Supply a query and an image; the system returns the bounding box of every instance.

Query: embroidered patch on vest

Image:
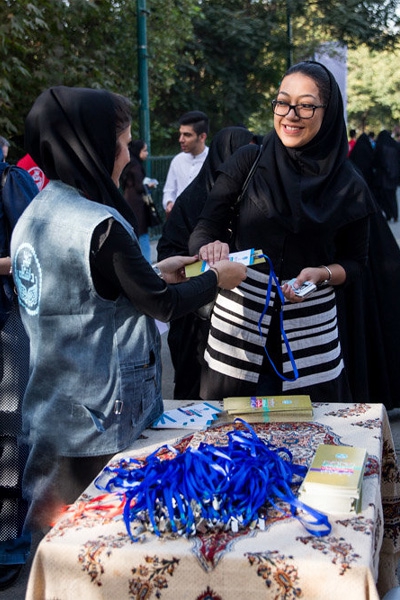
[13,243,42,315]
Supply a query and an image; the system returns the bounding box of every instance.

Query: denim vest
[11,181,163,456]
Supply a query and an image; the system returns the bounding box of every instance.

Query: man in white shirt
[162,111,209,216]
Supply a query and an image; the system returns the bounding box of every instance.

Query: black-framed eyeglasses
[271,100,326,119]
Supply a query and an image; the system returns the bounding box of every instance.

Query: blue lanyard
[257,254,298,382]
[95,419,331,540]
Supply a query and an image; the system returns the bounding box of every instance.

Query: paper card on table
[152,402,223,430]
[223,395,312,415]
[185,248,265,278]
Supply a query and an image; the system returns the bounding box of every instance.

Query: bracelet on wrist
[318,265,332,286]
[152,264,163,279]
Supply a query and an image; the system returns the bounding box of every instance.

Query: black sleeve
[156,200,191,260]
[120,160,145,195]
[335,216,370,284]
[90,218,218,322]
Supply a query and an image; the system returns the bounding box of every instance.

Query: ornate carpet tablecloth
[27,402,400,600]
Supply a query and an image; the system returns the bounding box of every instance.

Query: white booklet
[185,248,265,277]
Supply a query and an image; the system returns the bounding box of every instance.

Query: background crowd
[349,127,400,223]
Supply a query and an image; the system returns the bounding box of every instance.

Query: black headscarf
[157,126,254,259]
[24,86,136,225]
[246,61,376,233]
[120,140,146,193]
[130,139,145,161]
[373,130,400,194]
[349,133,375,188]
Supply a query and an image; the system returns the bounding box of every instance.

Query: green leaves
[0,0,399,156]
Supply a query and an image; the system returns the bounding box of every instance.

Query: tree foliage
[0,0,197,155]
[0,0,399,157]
[347,45,400,134]
[154,0,400,150]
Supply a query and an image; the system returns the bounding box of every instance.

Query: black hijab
[24,86,136,225]
[157,126,254,259]
[349,133,375,188]
[130,139,146,161]
[120,139,146,192]
[374,129,400,169]
[204,126,255,190]
[247,61,376,234]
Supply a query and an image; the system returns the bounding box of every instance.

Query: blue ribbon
[257,254,299,382]
[95,420,331,540]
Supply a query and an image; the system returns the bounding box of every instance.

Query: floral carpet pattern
[27,403,400,600]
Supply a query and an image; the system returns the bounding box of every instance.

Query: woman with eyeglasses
[189,61,376,402]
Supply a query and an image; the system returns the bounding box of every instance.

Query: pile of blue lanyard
[95,420,331,541]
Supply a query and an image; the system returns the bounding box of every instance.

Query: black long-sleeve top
[90,218,217,322]
[189,146,370,285]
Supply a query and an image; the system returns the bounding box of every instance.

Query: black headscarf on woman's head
[205,126,255,189]
[349,133,375,188]
[374,129,400,161]
[24,86,137,226]
[120,139,146,192]
[247,61,375,233]
[130,140,145,161]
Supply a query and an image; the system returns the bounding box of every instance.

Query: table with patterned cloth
[27,402,400,600]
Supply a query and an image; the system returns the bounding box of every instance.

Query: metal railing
[147,155,174,239]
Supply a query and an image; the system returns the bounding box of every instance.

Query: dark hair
[110,93,132,158]
[178,110,209,136]
[349,129,356,137]
[283,61,331,106]
[130,139,145,160]
[111,93,132,137]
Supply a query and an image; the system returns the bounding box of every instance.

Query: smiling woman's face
[274,72,325,149]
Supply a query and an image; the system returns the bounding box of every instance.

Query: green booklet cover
[223,395,312,415]
[300,444,367,493]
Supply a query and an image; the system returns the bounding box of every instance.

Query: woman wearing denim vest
[10,87,246,531]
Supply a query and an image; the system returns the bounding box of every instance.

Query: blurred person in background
[120,140,156,263]
[158,125,256,399]
[162,111,209,217]
[373,129,400,222]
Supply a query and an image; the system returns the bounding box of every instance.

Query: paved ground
[4,217,400,599]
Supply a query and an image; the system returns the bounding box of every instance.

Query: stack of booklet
[298,444,368,514]
[220,395,313,423]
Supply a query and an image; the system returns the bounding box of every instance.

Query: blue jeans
[139,233,151,263]
[0,533,31,565]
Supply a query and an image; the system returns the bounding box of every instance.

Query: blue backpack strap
[0,163,9,257]
[1,164,39,230]
[0,163,38,327]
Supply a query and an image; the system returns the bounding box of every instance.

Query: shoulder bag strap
[233,144,263,208]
